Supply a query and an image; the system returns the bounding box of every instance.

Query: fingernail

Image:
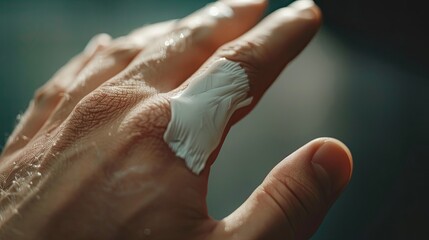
[311,139,353,197]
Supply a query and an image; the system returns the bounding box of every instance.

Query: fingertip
[311,137,353,197]
[326,138,353,180]
[305,4,323,28]
[312,137,353,180]
[221,137,353,239]
[95,33,113,45]
[277,0,322,28]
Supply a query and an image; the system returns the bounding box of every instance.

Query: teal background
[1,0,428,239]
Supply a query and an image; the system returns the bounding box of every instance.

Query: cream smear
[164,58,252,174]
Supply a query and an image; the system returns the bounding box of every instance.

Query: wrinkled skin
[0,0,353,239]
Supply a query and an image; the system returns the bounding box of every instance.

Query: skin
[0,0,353,239]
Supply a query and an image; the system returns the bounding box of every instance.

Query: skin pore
[0,0,352,239]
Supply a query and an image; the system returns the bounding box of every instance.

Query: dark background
[1,0,428,239]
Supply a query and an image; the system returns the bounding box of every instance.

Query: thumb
[217,138,353,240]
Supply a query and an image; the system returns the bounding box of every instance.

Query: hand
[0,0,352,239]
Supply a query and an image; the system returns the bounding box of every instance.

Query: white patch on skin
[164,58,252,174]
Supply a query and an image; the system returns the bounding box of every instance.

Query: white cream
[164,58,252,174]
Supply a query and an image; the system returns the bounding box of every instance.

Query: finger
[216,0,322,105]
[163,0,321,174]
[2,34,111,156]
[38,21,177,137]
[119,0,267,92]
[128,20,178,46]
[68,20,178,94]
[216,138,353,239]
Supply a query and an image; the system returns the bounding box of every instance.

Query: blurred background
[1,0,428,239]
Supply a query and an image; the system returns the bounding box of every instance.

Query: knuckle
[155,23,212,57]
[120,95,171,139]
[216,40,268,76]
[84,33,111,56]
[161,27,195,55]
[67,87,138,134]
[100,37,140,60]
